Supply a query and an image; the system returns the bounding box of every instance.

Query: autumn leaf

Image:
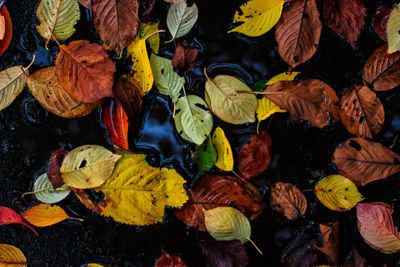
[197,136,217,174]
[316,222,339,264]
[282,228,319,267]
[47,148,68,188]
[92,0,139,53]
[102,99,129,150]
[228,0,284,37]
[172,40,199,74]
[387,4,400,54]
[21,204,75,227]
[212,127,234,172]
[357,202,400,254]
[0,66,28,112]
[343,245,370,267]
[0,244,27,267]
[167,1,198,41]
[270,182,307,220]
[155,252,187,267]
[0,206,38,235]
[74,154,188,225]
[323,0,366,48]
[138,22,160,53]
[374,6,392,41]
[55,40,116,103]
[175,174,264,231]
[333,138,400,186]
[266,79,340,128]
[275,0,322,68]
[0,6,12,56]
[200,240,248,267]
[266,72,300,86]
[339,85,384,138]
[315,175,363,211]
[32,173,71,204]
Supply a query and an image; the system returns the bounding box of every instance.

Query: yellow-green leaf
[228,0,284,37]
[387,3,400,54]
[212,127,233,172]
[138,22,160,53]
[36,0,80,41]
[74,154,188,226]
[266,71,300,86]
[315,175,363,211]
[0,244,27,267]
[0,66,28,112]
[60,145,121,189]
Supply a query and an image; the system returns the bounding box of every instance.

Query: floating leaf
[75,154,188,225]
[374,6,392,41]
[27,67,98,118]
[212,127,234,172]
[167,1,198,41]
[0,244,27,267]
[102,99,129,150]
[174,95,213,145]
[387,4,400,54]
[275,0,322,68]
[333,138,400,186]
[172,40,199,74]
[33,173,71,204]
[200,240,248,267]
[339,85,384,138]
[228,0,284,37]
[197,136,217,174]
[36,0,80,42]
[155,252,187,267]
[47,148,69,188]
[357,202,400,254]
[316,222,339,264]
[315,175,363,211]
[92,0,139,53]
[0,66,28,112]
[270,182,307,220]
[204,73,257,124]
[55,40,116,103]
[60,145,121,189]
[21,204,72,227]
[0,206,38,235]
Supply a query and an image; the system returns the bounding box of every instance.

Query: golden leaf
[0,244,27,267]
[21,204,71,227]
[212,127,234,172]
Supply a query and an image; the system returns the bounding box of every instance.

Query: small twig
[390,134,399,149]
[142,29,165,41]
[302,188,314,192]
[20,55,36,76]
[237,90,284,95]
[249,238,263,255]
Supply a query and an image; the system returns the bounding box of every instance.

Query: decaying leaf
[339,85,384,138]
[200,240,248,267]
[47,148,69,188]
[374,6,392,41]
[155,252,187,267]
[0,206,38,235]
[228,0,284,37]
[212,127,234,172]
[0,66,28,112]
[172,40,199,74]
[323,0,366,48]
[275,0,322,68]
[33,173,71,204]
[333,138,400,186]
[92,0,139,53]
[357,202,400,254]
[316,222,339,264]
[175,174,264,231]
[315,175,363,211]
[197,136,217,174]
[0,244,27,267]
[387,4,400,54]
[266,79,340,128]
[60,145,121,189]
[167,1,198,41]
[21,204,72,227]
[270,182,307,220]
[102,99,129,150]
[75,154,188,225]
[55,40,116,103]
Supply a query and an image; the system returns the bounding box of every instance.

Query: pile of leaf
[0,0,400,266]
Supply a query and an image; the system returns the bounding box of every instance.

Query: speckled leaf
[212,127,234,172]
[167,2,198,41]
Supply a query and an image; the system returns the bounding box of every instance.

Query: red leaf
[374,6,392,41]
[0,206,38,235]
[102,99,129,150]
[172,40,199,74]
[238,131,272,179]
[200,240,248,267]
[155,252,187,267]
[0,6,12,56]
[47,148,69,188]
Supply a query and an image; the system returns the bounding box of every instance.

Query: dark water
[1,0,400,266]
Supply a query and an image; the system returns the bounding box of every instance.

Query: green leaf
[197,136,217,173]
[33,173,71,204]
[167,1,198,41]
[0,66,28,112]
[387,3,400,54]
[174,95,213,145]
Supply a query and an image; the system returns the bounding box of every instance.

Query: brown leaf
[200,240,248,267]
[275,0,322,68]
[92,0,140,53]
[238,131,272,179]
[270,182,307,220]
[55,40,116,103]
[172,40,199,74]
[339,85,384,138]
[363,45,400,91]
[323,0,366,48]
[174,174,264,231]
[155,252,187,267]
[140,0,156,22]
[315,222,339,264]
[344,246,372,267]
[47,148,69,188]
[266,79,340,128]
[374,6,392,42]
[333,138,400,186]
[282,228,319,267]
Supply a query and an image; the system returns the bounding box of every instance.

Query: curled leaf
[270,182,307,220]
[167,1,198,41]
[0,244,27,267]
[0,206,38,235]
[33,173,71,204]
[102,99,129,150]
[21,204,72,227]
[47,148,69,188]
[200,240,248,267]
[0,66,28,112]
[155,252,187,267]
[212,127,234,172]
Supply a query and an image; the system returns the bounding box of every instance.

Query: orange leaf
[270,182,307,220]
[315,222,339,264]
[0,6,12,56]
[21,204,72,227]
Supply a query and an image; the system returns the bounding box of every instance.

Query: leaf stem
[142,29,165,41]
[237,90,283,95]
[249,238,263,255]
[232,170,247,183]
[22,186,54,197]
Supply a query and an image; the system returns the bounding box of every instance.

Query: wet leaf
[0,66,28,112]
[323,0,366,48]
[138,22,160,53]
[270,182,307,220]
[155,252,187,267]
[0,206,38,235]
[47,148,69,188]
[315,175,363,211]
[167,1,198,41]
[200,240,248,267]
[212,127,234,172]
[175,174,264,231]
[339,85,384,138]
[204,73,257,124]
[282,228,319,267]
[92,0,139,53]
[363,45,400,91]
[27,67,98,118]
[374,6,392,41]
[256,96,286,122]
[228,0,284,37]
[333,138,400,186]
[357,202,400,254]
[266,72,300,86]
[21,204,72,227]
[74,154,188,225]
[0,7,12,56]
[387,4,400,54]
[0,244,27,267]
[60,145,121,189]
[275,0,322,68]
[102,99,129,150]
[33,173,71,204]
[266,79,340,128]
[55,40,116,103]
[174,95,213,145]
[316,222,339,264]
[172,40,199,74]
[197,136,217,174]
[36,0,80,42]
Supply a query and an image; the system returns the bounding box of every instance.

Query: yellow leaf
[21,204,71,227]
[60,145,121,189]
[387,3,400,54]
[81,264,104,267]
[0,244,27,267]
[212,127,234,172]
[266,71,300,86]
[138,22,160,53]
[256,97,286,121]
[74,154,188,226]
[228,0,284,37]
[315,175,363,211]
